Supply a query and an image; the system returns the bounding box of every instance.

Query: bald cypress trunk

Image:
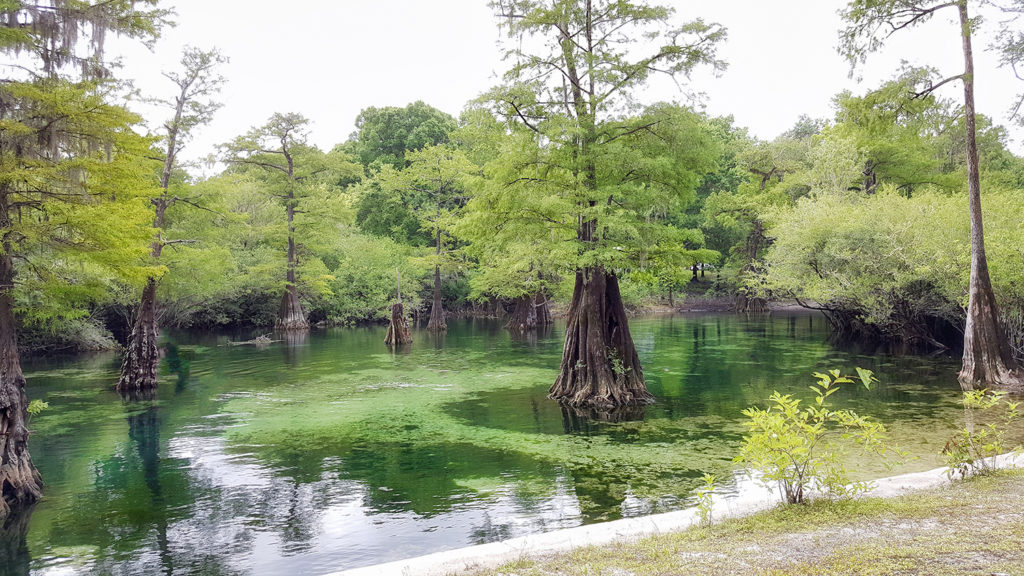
[276,203,308,331]
[118,198,166,394]
[116,277,160,393]
[506,291,553,332]
[0,247,42,519]
[385,302,412,346]
[506,295,538,332]
[426,226,446,332]
[956,1,1024,391]
[535,291,553,326]
[548,269,652,409]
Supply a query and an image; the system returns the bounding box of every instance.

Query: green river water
[10,313,975,575]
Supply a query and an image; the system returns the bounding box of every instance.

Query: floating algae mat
[15,314,971,575]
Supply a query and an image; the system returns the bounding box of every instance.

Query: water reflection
[279,331,309,366]
[508,324,553,347]
[0,507,33,576]
[559,403,647,430]
[165,343,192,393]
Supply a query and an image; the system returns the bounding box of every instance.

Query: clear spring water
[12,313,974,575]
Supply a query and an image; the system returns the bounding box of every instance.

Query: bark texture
[116,278,160,394]
[506,292,553,331]
[385,302,412,346]
[0,254,42,520]
[276,283,309,331]
[426,265,446,332]
[548,269,653,409]
[956,0,1024,391]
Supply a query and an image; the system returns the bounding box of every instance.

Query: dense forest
[3,0,1024,519]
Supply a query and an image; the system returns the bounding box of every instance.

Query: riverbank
[476,468,1024,576]
[331,454,1024,576]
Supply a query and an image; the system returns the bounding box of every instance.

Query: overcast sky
[109,0,1024,168]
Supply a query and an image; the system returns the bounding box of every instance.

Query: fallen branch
[226,334,279,346]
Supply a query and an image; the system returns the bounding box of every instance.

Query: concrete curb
[325,453,1022,576]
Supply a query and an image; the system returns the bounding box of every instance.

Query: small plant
[694,473,716,526]
[943,389,1020,479]
[608,348,629,376]
[26,399,49,425]
[735,368,901,504]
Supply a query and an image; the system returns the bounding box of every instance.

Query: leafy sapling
[26,399,49,427]
[695,473,716,526]
[735,368,904,504]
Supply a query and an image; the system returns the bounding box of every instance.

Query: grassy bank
[478,470,1024,576]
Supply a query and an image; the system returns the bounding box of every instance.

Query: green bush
[735,368,902,504]
[943,389,1020,479]
[760,187,1024,348]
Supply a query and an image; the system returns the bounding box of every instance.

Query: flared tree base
[548,269,653,409]
[116,278,160,394]
[0,273,43,519]
[385,302,413,346]
[506,292,553,332]
[426,300,447,333]
[959,287,1024,392]
[276,288,309,331]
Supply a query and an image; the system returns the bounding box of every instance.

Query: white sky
[109,0,1024,168]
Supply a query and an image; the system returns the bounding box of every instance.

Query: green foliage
[695,473,716,527]
[317,232,429,324]
[0,82,162,337]
[351,101,457,171]
[760,186,1024,343]
[943,389,1021,479]
[736,369,900,504]
[26,399,48,424]
[353,181,430,246]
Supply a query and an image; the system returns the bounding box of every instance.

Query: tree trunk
[863,159,878,195]
[506,294,539,331]
[956,0,1024,391]
[506,291,553,331]
[118,195,166,393]
[535,291,553,326]
[277,205,308,331]
[276,283,308,331]
[116,277,160,394]
[548,268,653,409]
[385,302,412,346]
[426,265,446,332]
[0,252,43,520]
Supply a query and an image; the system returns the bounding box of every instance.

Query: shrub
[735,368,902,504]
[943,389,1020,479]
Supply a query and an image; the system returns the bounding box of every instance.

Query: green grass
[474,470,1024,576]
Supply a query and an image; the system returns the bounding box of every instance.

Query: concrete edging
[325,452,1023,576]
